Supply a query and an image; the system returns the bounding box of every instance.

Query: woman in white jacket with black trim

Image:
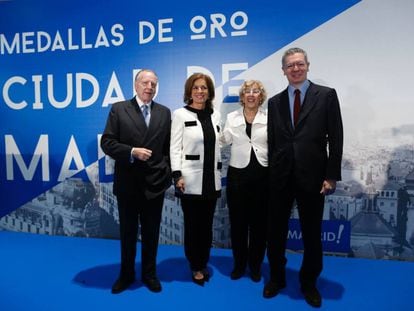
[221,80,268,283]
[170,73,221,286]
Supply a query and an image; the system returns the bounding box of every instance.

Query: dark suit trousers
[267,177,324,286]
[116,191,164,281]
[181,197,216,271]
[226,165,267,272]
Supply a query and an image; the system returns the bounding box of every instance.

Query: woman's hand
[176,177,185,193]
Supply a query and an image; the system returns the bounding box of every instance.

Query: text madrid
[4,134,110,182]
[0,11,248,55]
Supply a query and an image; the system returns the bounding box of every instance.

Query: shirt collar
[135,95,152,110]
[288,79,310,96]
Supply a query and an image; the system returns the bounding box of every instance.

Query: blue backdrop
[8,0,410,259]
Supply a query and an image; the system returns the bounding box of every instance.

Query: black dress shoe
[111,278,135,294]
[142,277,162,293]
[250,270,261,282]
[263,281,286,298]
[230,269,245,280]
[301,285,322,308]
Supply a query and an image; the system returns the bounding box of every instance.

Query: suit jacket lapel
[297,82,317,127]
[126,97,148,135]
[146,102,161,134]
[145,101,168,146]
[278,89,295,134]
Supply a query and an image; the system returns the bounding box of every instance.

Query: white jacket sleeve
[220,116,233,147]
[170,110,184,173]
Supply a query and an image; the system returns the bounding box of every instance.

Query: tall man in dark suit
[101,69,171,294]
[264,48,343,308]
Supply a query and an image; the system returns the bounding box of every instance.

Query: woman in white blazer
[170,73,221,286]
[221,80,268,282]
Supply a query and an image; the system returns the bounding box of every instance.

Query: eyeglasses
[243,88,261,95]
[140,81,157,88]
[192,86,208,91]
[284,61,307,70]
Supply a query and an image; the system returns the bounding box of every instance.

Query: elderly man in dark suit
[264,48,343,308]
[101,69,171,294]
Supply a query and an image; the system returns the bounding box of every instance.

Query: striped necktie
[142,104,150,126]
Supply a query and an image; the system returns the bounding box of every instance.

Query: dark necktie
[142,104,150,126]
[293,89,301,126]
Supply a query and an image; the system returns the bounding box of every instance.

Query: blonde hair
[239,80,267,106]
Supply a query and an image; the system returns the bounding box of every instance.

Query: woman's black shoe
[192,271,205,286]
[201,268,210,282]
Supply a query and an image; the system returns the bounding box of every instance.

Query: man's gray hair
[282,47,309,67]
[135,69,158,81]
